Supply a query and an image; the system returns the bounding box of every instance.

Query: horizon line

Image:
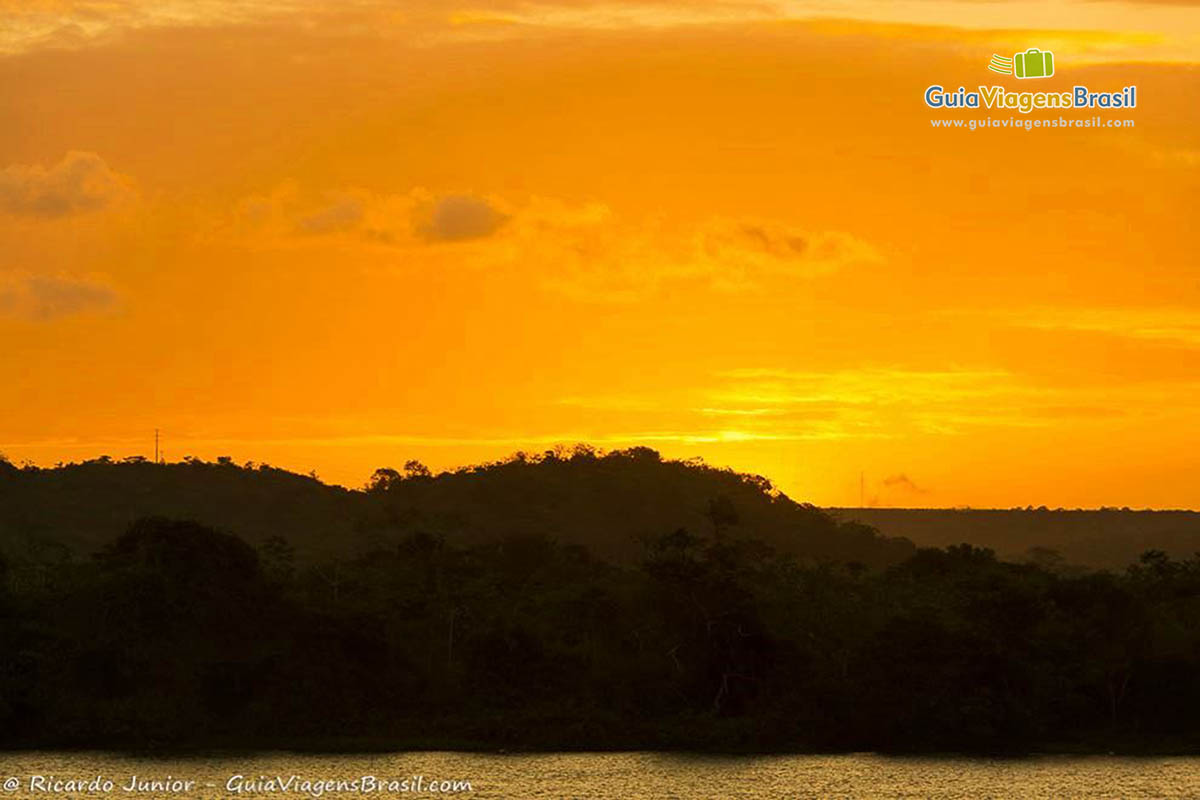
[4,452,1197,514]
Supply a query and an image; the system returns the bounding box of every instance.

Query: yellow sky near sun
[0,0,1198,508]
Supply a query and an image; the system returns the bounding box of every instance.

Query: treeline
[1,516,1198,754]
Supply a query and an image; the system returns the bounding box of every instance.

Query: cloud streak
[0,273,119,321]
[499,201,880,299]
[560,361,1200,452]
[226,186,878,296]
[1001,307,1200,349]
[2,0,1195,64]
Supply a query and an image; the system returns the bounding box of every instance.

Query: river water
[1,751,1196,799]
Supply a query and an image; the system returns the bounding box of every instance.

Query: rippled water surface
[1,751,1197,799]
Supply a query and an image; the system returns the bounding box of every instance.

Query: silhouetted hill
[361,447,913,566]
[830,507,1200,570]
[0,455,359,562]
[0,448,913,568]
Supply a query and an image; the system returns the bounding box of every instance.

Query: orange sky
[1,0,1198,508]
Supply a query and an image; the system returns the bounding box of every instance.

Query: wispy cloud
[504,203,880,299]
[0,152,134,219]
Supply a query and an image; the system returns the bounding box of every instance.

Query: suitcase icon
[1014,48,1054,79]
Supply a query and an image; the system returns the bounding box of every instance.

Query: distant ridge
[830,507,1200,569]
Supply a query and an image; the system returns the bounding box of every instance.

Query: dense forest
[1,449,1198,753]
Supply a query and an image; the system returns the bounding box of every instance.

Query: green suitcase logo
[987,48,1055,78]
[1014,48,1054,79]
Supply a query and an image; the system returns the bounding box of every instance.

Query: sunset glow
[2,0,1197,508]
